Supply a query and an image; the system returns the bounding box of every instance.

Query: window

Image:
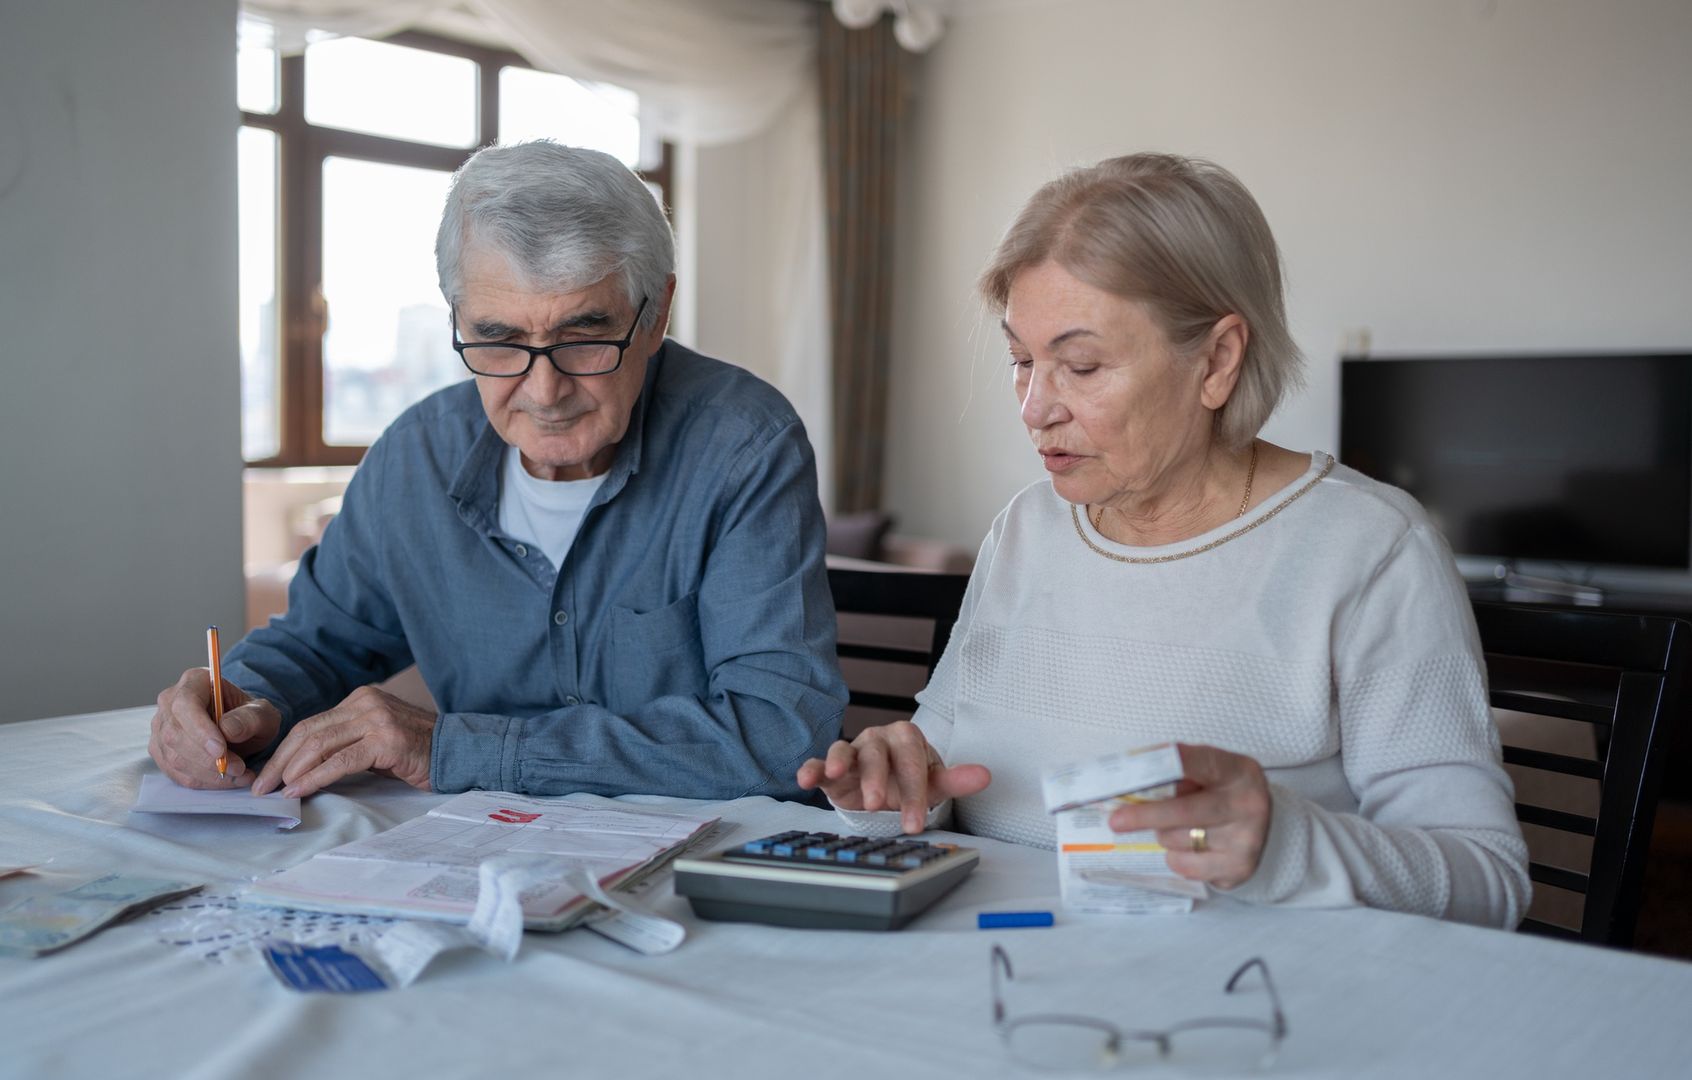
[238,30,670,466]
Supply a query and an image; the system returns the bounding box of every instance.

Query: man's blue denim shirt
[224,342,846,800]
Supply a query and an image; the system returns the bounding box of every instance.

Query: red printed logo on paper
[488,808,541,824]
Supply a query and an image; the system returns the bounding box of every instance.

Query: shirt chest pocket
[607,591,708,708]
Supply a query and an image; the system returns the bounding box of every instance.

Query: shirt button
[515,544,528,558]
[565,695,580,706]
[554,610,568,626]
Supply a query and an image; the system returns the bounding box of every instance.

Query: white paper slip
[1056,803,1200,915]
[572,868,687,956]
[1079,868,1208,901]
[1043,742,1185,813]
[132,773,302,830]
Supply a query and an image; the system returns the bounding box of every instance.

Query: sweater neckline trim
[1070,452,1335,565]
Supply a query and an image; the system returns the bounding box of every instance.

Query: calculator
[672,830,980,931]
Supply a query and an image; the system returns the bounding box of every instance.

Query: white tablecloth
[3,707,1690,1079]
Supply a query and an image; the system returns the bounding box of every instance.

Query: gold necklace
[1077,448,1334,565]
[1089,441,1257,534]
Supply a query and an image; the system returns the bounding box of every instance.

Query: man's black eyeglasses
[452,296,648,378]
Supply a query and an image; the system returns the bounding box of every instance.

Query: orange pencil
[207,625,227,780]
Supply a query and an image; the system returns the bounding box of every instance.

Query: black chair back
[1474,601,1690,946]
[827,568,969,739]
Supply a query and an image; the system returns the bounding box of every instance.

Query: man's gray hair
[979,153,1303,450]
[436,141,674,331]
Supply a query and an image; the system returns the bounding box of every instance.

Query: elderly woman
[797,153,1530,928]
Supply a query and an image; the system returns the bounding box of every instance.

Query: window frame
[241,30,672,468]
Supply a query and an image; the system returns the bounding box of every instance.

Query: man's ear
[1199,314,1249,412]
[653,274,678,337]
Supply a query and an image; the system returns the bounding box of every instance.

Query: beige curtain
[820,12,905,514]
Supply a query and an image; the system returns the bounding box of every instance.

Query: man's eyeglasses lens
[458,342,620,376]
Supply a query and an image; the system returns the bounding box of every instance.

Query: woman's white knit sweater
[837,453,1531,929]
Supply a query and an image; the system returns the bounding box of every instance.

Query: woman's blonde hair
[979,153,1302,450]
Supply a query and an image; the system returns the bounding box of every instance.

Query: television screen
[1339,354,1692,569]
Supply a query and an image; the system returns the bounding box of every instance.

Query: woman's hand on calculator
[795,721,991,834]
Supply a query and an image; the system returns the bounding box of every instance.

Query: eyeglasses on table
[990,944,1288,1073]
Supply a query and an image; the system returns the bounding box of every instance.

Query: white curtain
[241,0,833,493]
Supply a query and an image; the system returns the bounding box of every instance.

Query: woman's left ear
[1199,314,1249,412]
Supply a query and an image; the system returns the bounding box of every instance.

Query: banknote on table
[0,874,203,957]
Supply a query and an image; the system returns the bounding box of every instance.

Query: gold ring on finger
[1188,826,1209,853]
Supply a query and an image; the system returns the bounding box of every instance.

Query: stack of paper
[242,792,718,931]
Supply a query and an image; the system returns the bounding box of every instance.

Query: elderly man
[149,142,846,800]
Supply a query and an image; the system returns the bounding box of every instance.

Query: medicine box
[1041,742,1185,814]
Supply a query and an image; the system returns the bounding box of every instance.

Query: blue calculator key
[835,849,859,863]
[742,840,772,854]
[772,843,797,856]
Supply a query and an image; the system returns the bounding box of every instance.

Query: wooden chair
[827,568,969,739]
[1474,601,1691,947]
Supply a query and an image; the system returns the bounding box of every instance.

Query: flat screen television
[1338,353,1692,570]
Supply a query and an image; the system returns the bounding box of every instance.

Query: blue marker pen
[978,911,1055,929]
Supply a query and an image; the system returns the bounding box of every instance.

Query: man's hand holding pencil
[149,665,281,789]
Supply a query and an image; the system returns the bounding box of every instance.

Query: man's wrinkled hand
[149,668,280,789]
[250,685,435,799]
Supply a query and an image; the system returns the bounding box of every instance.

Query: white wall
[0,0,244,723]
[885,0,1692,554]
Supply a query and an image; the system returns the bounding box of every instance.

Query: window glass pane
[499,67,640,167]
[238,127,280,461]
[306,38,477,148]
[237,41,278,114]
[320,157,462,446]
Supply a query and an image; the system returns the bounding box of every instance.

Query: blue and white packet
[263,942,390,992]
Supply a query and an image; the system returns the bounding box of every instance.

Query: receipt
[264,854,558,992]
[571,869,687,955]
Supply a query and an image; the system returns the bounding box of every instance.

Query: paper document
[263,854,568,992]
[242,791,718,931]
[0,874,203,957]
[132,773,302,829]
[1056,803,1204,915]
[1043,742,1184,814]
